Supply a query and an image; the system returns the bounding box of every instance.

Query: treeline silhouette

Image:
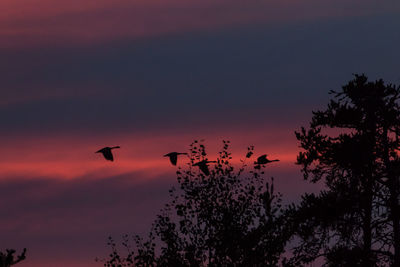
[292,74,400,266]
[99,74,400,266]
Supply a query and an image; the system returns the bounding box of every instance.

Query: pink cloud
[1,0,397,48]
[0,126,300,180]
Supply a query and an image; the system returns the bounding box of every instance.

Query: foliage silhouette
[0,248,26,267]
[99,74,400,266]
[99,140,291,266]
[290,74,400,266]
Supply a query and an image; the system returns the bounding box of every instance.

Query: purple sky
[1,0,400,265]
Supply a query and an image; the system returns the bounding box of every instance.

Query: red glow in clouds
[0,128,299,180]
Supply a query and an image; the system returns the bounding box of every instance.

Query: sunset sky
[1,0,400,266]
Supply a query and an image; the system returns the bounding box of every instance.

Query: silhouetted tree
[0,249,26,267]
[100,141,291,266]
[291,74,400,266]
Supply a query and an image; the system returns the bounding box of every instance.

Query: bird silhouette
[193,160,216,176]
[96,146,120,161]
[164,152,188,166]
[255,154,279,165]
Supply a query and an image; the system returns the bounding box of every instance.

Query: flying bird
[96,146,120,161]
[193,160,216,176]
[255,154,279,165]
[164,152,188,166]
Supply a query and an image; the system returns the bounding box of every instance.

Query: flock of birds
[95,146,279,176]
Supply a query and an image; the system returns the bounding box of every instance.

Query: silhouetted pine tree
[100,141,291,266]
[290,74,400,266]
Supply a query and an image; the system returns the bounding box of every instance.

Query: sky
[1,0,400,266]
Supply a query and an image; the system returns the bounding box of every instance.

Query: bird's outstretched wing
[164,152,188,166]
[259,155,267,163]
[169,154,178,165]
[103,149,114,161]
[96,147,115,161]
[199,164,210,176]
[193,160,215,176]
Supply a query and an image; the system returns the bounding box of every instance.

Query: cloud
[0,129,300,180]
[2,13,400,137]
[1,0,398,48]
[0,172,173,266]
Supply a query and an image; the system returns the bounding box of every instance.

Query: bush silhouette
[99,140,291,266]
